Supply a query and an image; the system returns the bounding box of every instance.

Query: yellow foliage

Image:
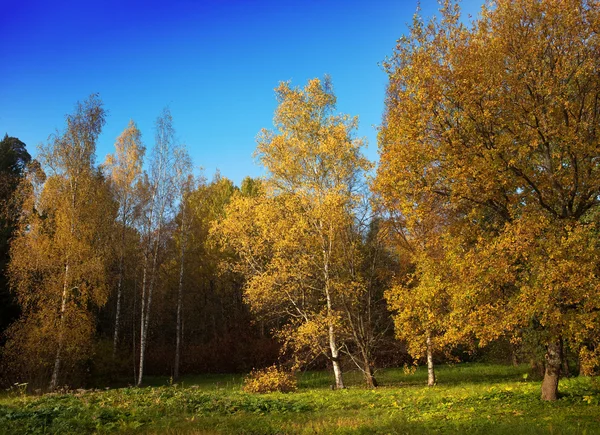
[375,0,600,394]
[242,365,297,394]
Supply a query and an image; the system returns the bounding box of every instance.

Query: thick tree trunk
[50,263,69,391]
[541,339,562,401]
[426,331,436,387]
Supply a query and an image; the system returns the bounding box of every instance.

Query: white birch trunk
[50,263,70,391]
[112,240,124,358]
[137,221,162,386]
[136,247,149,387]
[426,331,436,387]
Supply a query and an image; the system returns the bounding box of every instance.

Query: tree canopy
[375,0,600,400]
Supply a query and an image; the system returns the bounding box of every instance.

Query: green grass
[1,363,599,434]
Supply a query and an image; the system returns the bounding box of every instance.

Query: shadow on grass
[91,373,243,390]
[298,363,531,390]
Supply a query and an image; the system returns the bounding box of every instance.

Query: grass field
[1,363,599,434]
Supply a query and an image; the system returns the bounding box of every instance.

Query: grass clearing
[1,363,599,434]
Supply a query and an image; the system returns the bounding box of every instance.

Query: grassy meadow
[1,363,599,434]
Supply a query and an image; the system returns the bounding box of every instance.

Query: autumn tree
[104,120,145,358]
[0,135,31,338]
[377,183,465,387]
[218,77,372,389]
[376,0,600,400]
[7,95,116,390]
[385,250,457,387]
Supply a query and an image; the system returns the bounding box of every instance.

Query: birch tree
[218,77,371,389]
[104,120,145,358]
[7,94,115,390]
[137,108,178,386]
[172,148,193,382]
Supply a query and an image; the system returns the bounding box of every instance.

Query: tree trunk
[174,205,187,382]
[363,355,378,388]
[112,268,123,358]
[136,248,149,387]
[329,323,345,389]
[541,339,562,401]
[561,338,570,378]
[50,263,69,391]
[137,317,147,387]
[112,226,126,358]
[137,223,162,387]
[132,277,137,384]
[426,331,436,387]
[511,343,519,367]
[323,237,344,390]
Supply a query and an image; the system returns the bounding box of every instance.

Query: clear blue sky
[1,0,484,186]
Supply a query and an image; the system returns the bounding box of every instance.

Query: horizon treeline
[1,0,599,402]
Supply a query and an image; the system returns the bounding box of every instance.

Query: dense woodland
[1,0,599,404]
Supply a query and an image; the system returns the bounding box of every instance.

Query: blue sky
[2,0,484,186]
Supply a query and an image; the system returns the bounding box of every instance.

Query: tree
[137,108,179,386]
[376,0,600,400]
[104,120,145,358]
[172,148,193,382]
[0,135,31,338]
[385,251,458,387]
[7,95,116,390]
[218,77,372,389]
[335,217,395,388]
[377,182,465,387]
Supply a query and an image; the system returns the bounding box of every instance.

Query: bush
[242,365,297,394]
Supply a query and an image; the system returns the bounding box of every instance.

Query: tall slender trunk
[541,339,562,401]
[132,277,138,384]
[50,263,69,391]
[136,245,150,387]
[174,205,187,382]
[112,227,125,358]
[51,187,77,391]
[426,330,436,387]
[324,254,344,388]
[137,222,162,387]
[321,220,344,390]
